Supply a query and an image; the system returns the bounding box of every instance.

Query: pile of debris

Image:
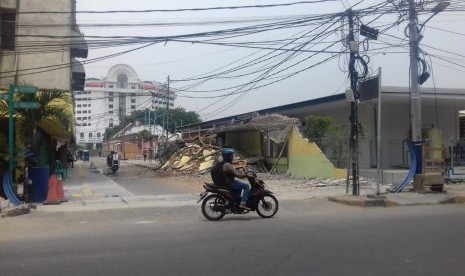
[0,197,32,218]
[158,143,268,175]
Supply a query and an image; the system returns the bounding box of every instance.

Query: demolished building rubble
[157,114,298,175]
[158,142,268,175]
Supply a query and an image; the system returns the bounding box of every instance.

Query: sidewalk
[37,160,199,213]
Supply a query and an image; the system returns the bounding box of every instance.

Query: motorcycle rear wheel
[201,194,226,221]
[256,195,279,218]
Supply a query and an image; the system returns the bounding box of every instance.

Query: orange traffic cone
[56,175,67,202]
[44,175,60,205]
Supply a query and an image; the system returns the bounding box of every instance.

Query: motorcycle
[107,152,120,173]
[197,171,279,221]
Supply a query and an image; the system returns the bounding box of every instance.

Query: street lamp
[420,1,450,32]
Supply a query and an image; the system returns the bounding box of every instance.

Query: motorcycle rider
[215,148,251,210]
[107,150,116,167]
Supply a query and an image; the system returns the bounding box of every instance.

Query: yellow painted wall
[288,127,346,179]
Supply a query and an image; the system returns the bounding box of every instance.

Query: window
[117,74,128,89]
[109,98,113,102]
[77,104,81,107]
[1,12,16,50]
[131,99,136,103]
[109,104,113,109]
[109,85,114,88]
[80,133,84,138]
[109,110,114,114]
[77,111,81,114]
[131,86,135,89]
[109,119,114,128]
[83,104,87,107]
[77,117,81,120]
[97,133,101,138]
[170,103,174,106]
[131,93,136,97]
[77,92,82,95]
[131,105,136,109]
[83,110,87,114]
[89,133,93,138]
[109,92,114,96]
[88,123,91,126]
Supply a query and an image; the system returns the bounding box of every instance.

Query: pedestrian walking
[148,148,153,163]
[143,150,147,162]
[67,151,74,168]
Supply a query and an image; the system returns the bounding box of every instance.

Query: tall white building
[74,64,174,149]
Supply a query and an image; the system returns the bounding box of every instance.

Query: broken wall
[288,127,346,179]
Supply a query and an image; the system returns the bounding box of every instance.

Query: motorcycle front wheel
[256,195,279,218]
[201,194,226,221]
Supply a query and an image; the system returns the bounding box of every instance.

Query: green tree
[302,115,365,168]
[0,88,73,154]
[302,115,333,151]
[139,129,152,141]
[14,89,73,147]
[167,107,202,133]
[104,107,201,140]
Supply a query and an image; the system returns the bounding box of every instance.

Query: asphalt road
[2,198,465,275]
[93,157,199,195]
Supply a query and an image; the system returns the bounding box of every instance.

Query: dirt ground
[159,171,383,198]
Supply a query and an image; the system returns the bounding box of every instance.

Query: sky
[76,0,465,121]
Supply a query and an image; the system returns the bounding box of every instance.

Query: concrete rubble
[0,197,33,218]
[158,143,268,175]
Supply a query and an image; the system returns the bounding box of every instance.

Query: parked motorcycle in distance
[198,171,279,221]
[106,151,120,173]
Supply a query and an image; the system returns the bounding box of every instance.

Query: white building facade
[74,64,174,149]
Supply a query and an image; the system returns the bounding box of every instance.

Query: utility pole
[165,76,170,140]
[347,9,360,195]
[408,0,423,173]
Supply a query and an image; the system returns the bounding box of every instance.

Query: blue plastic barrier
[394,141,417,193]
[29,166,49,203]
[3,174,21,206]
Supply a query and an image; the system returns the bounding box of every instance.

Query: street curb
[327,196,394,207]
[328,195,465,207]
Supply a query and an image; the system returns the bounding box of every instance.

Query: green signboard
[14,86,37,94]
[15,102,40,109]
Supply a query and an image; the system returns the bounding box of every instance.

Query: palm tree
[7,88,73,162]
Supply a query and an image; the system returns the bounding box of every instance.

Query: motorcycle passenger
[217,148,251,210]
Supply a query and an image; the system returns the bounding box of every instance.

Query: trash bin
[82,150,89,161]
[29,166,49,203]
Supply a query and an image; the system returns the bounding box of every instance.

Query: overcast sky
[76,0,465,120]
